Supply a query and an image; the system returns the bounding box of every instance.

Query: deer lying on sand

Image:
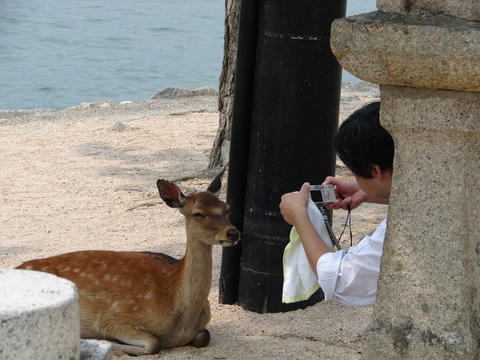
[16,171,240,356]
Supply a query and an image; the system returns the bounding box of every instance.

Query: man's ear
[371,165,382,181]
[372,165,392,183]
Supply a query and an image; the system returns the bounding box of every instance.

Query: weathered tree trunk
[208,0,241,169]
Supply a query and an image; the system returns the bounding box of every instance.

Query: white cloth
[282,198,387,306]
[282,201,335,303]
[317,219,387,306]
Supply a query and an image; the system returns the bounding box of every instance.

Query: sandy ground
[0,83,385,359]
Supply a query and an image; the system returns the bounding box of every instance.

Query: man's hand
[323,177,367,210]
[280,182,334,275]
[279,182,310,226]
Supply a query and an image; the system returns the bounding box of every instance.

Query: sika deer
[16,171,240,356]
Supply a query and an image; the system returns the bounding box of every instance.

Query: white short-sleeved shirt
[316,219,387,306]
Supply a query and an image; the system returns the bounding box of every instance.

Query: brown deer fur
[16,172,239,355]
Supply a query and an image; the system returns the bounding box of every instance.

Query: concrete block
[0,269,80,360]
[80,340,112,360]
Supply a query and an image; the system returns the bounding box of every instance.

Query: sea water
[0,0,376,110]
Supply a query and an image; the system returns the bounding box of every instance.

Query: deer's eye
[192,213,205,218]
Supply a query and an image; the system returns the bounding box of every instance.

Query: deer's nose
[227,229,240,242]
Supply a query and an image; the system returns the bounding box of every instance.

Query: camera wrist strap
[337,205,353,248]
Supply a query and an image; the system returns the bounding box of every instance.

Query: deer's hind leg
[106,325,160,356]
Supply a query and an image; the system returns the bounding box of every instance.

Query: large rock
[150,87,218,100]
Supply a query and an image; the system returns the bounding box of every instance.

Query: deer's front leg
[108,325,160,355]
[189,301,211,347]
[189,329,210,348]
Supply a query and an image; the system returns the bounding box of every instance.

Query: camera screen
[310,189,325,203]
[310,184,336,204]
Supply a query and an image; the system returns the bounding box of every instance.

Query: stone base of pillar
[362,86,480,359]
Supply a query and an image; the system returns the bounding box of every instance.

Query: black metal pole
[219,0,260,305]
[237,0,347,313]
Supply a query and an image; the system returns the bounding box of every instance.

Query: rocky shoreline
[0,82,379,126]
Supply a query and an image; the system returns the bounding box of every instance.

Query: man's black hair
[334,101,394,179]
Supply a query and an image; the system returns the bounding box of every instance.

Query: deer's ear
[207,167,226,195]
[157,180,186,208]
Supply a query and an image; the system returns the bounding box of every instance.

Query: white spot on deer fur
[121,279,132,287]
[145,291,154,299]
[94,315,102,331]
[25,265,33,270]
[63,266,71,272]
[111,301,121,310]
[104,274,111,280]
[41,267,49,271]
[73,268,80,273]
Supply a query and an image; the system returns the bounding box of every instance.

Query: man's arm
[279,182,333,276]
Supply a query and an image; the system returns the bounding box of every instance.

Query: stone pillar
[330,2,480,359]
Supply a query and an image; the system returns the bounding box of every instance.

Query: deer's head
[157,171,240,247]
